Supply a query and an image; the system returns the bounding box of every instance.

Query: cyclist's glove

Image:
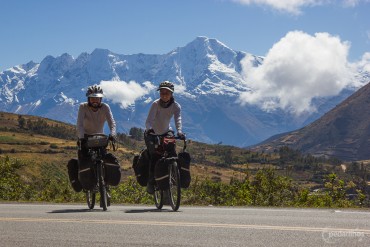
[145,128,155,136]
[108,134,117,142]
[177,132,186,140]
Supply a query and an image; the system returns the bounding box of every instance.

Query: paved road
[0,203,370,246]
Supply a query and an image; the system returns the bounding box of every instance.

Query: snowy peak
[174,36,239,67]
[182,36,235,55]
[37,53,74,80]
[162,37,249,93]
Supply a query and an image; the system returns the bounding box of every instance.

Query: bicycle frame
[82,133,117,211]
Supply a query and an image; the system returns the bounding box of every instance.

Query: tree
[129,127,144,141]
[18,115,26,129]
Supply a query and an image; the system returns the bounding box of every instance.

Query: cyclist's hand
[177,132,186,140]
[108,134,117,142]
[145,128,155,136]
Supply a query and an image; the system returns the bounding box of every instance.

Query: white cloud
[99,80,155,109]
[238,31,355,115]
[342,0,370,7]
[231,0,369,14]
[342,0,359,6]
[353,52,370,73]
[231,0,325,15]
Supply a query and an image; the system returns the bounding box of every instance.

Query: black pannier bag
[103,153,121,186]
[154,158,169,190]
[132,149,150,186]
[178,151,191,188]
[144,134,157,156]
[67,158,83,192]
[78,154,97,190]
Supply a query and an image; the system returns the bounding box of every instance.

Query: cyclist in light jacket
[77,85,116,159]
[145,81,185,194]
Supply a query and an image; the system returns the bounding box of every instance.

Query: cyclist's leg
[147,153,160,194]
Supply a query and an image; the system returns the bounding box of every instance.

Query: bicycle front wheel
[98,164,108,211]
[168,161,181,211]
[99,181,108,211]
[86,190,96,209]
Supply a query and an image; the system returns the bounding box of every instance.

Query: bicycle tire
[86,190,96,209]
[98,163,108,211]
[168,161,181,211]
[154,188,164,209]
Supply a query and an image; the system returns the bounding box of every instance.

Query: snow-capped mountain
[0,37,367,146]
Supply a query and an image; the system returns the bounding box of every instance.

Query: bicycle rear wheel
[154,188,164,209]
[86,190,96,209]
[168,161,181,211]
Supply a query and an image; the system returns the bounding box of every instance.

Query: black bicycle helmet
[86,85,104,98]
[157,81,174,93]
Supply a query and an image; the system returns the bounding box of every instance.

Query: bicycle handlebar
[148,132,187,151]
[78,133,117,151]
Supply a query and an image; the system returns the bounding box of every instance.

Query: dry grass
[0,111,329,188]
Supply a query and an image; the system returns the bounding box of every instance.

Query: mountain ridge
[251,81,370,161]
[0,36,367,148]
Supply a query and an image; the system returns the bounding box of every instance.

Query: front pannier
[67,158,83,192]
[178,152,191,188]
[78,154,97,190]
[154,158,169,190]
[103,153,121,186]
[132,149,150,186]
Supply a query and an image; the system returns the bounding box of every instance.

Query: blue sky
[1,0,369,72]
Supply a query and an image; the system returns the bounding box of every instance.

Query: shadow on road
[48,209,99,214]
[124,208,178,213]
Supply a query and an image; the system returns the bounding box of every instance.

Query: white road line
[1,217,370,234]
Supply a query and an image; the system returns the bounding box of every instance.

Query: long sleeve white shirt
[76,102,116,139]
[145,99,182,135]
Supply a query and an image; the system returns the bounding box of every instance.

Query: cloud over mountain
[238,31,357,115]
[100,80,155,109]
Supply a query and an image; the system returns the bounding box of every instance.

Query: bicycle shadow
[124,208,178,213]
[48,208,103,214]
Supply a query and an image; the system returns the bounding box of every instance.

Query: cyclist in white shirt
[145,81,185,194]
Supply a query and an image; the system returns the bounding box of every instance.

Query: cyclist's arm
[104,104,116,137]
[76,104,85,139]
[173,102,182,134]
[145,102,158,131]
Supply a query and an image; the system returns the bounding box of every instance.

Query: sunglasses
[160,90,172,95]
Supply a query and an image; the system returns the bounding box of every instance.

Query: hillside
[2,112,370,207]
[251,81,370,161]
[0,111,257,183]
[0,111,349,187]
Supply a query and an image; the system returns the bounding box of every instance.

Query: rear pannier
[178,151,191,188]
[103,153,121,186]
[67,158,83,192]
[154,158,169,190]
[132,149,150,186]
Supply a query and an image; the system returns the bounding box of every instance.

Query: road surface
[0,203,369,246]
